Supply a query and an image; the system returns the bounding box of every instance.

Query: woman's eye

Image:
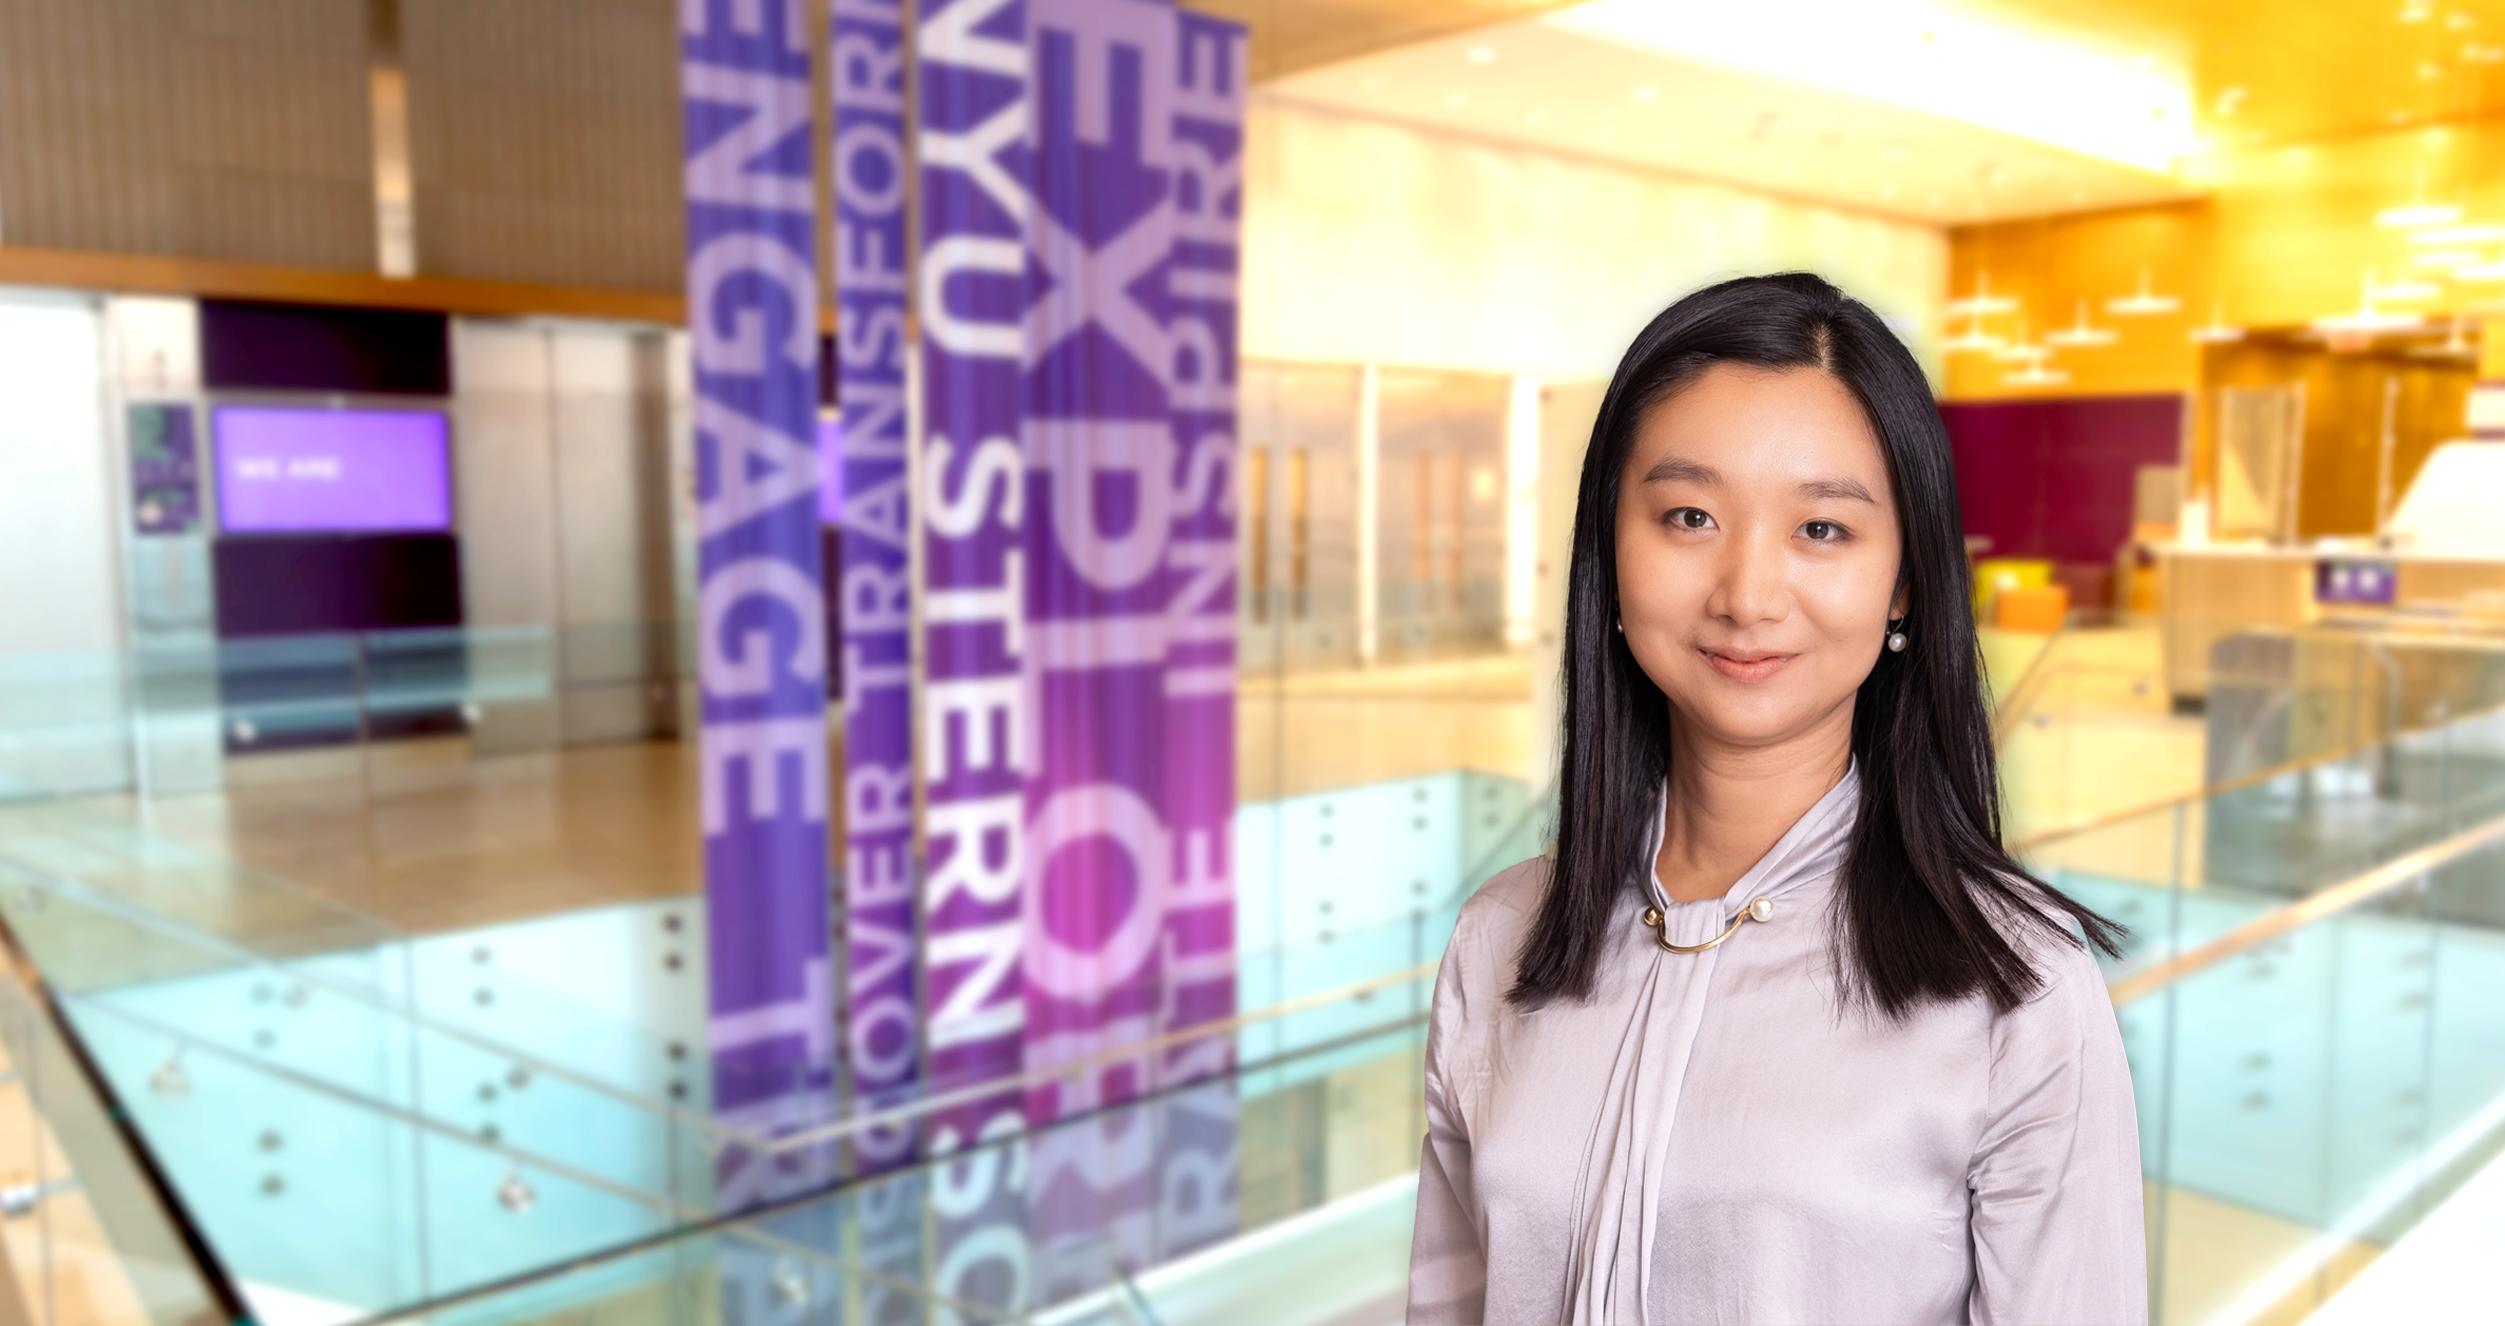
[1802,519,1850,542]
[1663,507,1714,530]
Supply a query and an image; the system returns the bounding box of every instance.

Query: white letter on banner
[1023,785,1169,1000]
[683,65,814,211]
[700,716,828,834]
[921,238,1027,359]
[917,0,1024,75]
[694,396,821,536]
[1027,207,1170,375]
[687,232,816,374]
[1029,419,1173,590]
[699,557,826,695]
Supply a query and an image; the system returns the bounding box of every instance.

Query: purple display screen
[214,406,452,534]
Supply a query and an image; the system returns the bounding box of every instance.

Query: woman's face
[1612,362,1909,751]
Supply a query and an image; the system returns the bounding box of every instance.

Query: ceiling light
[2410,249,2485,270]
[1524,108,1548,127]
[2191,300,2243,344]
[1989,318,2051,364]
[2003,364,2071,387]
[2107,267,2182,316]
[1942,315,2005,353]
[2453,259,2505,280]
[2408,315,2475,359]
[1632,83,1660,103]
[1886,142,1909,161]
[2400,2,2434,23]
[1945,269,2018,318]
[2411,224,2505,245]
[1466,44,1497,65]
[2378,166,2462,227]
[2313,271,2429,332]
[2371,275,2442,300]
[2419,60,2445,79]
[1442,91,1467,110]
[2043,297,2119,347]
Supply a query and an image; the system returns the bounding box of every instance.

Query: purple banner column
[1153,8,1246,1264]
[679,0,838,1225]
[916,0,1036,1315]
[832,0,919,1177]
[834,2,928,1320]
[1020,0,1178,1300]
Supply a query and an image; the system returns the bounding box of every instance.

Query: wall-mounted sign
[212,406,453,534]
[2315,557,2398,606]
[128,402,201,536]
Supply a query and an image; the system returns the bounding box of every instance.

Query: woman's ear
[1890,580,1911,621]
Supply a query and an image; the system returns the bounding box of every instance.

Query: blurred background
[2,1,2504,1323]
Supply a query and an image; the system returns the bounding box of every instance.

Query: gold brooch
[1641,896,1775,954]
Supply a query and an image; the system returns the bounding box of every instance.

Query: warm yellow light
[2043,297,2119,347]
[1547,0,2197,172]
[2379,202,2464,228]
[2410,250,2486,270]
[2412,225,2505,246]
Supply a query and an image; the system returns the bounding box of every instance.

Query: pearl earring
[1886,618,1908,653]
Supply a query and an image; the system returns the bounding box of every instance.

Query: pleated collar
[1640,755,1862,923]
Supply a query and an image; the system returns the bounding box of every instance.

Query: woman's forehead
[1626,366,1888,485]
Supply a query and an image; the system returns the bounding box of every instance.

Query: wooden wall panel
[400,0,683,292]
[0,0,375,268]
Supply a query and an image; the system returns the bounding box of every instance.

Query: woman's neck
[1654,716,1854,904]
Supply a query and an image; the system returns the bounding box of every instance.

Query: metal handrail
[2009,690,2505,856]
[2107,804,2505,1007]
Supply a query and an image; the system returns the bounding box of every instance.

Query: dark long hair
[1507,271,2126,1021]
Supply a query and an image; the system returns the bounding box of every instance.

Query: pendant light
[2190,298,2244,344]
[2107,266,2182,316]
[1988,316,2051,364]
[1946,269,2019,319]
[2312,269,2425,334]
[2406,313,2475,360]
[2377,163,2463,229]
[2044,296,2119,347]
[1942,312,2007,353]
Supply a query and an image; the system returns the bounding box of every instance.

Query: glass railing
[0,958,236,1325]
[2014,696,2505,1325]
[8,614,2505,1323]
[0,659,1561,1322]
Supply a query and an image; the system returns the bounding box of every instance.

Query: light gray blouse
[1407,759,2148,1325]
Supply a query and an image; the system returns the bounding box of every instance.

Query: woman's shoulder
[1436,853,1550,986]
[1457,852,1549,933]
[1971,872,2117,1020]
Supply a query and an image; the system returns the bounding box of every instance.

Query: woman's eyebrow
[1641,455,1876,506]
[1639,455,1721,486]
[1799,476,1877,504]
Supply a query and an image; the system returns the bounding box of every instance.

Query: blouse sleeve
[1967,933,2150,1326]
[1406,906,1488,1325]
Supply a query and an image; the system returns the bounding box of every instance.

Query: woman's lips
[1698,647,1794,683]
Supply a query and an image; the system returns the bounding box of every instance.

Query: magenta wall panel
[1940,393,2183,597]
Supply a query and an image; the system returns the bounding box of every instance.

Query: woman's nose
[1708,531,1788,625]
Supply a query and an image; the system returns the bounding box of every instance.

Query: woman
[1406,273,2146,1325]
